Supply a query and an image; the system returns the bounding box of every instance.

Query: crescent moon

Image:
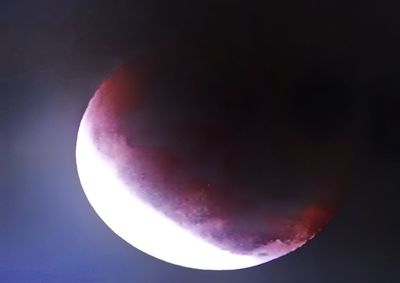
[76,62,349,270]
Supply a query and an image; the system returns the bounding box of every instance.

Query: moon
[76,54,354,270]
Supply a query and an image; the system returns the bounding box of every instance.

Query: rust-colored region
[96,64,145,117]
[82,60,354,262]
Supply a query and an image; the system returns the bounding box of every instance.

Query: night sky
[1,0,399,282]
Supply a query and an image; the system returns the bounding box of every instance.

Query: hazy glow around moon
[76,114,284,270]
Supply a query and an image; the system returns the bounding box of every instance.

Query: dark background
[1,0,399,282]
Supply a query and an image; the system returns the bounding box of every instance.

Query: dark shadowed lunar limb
[76,53,355,270]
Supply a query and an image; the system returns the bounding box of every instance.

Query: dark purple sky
[0,0,399,282]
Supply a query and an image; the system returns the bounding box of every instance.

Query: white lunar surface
[75,114,290,270]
